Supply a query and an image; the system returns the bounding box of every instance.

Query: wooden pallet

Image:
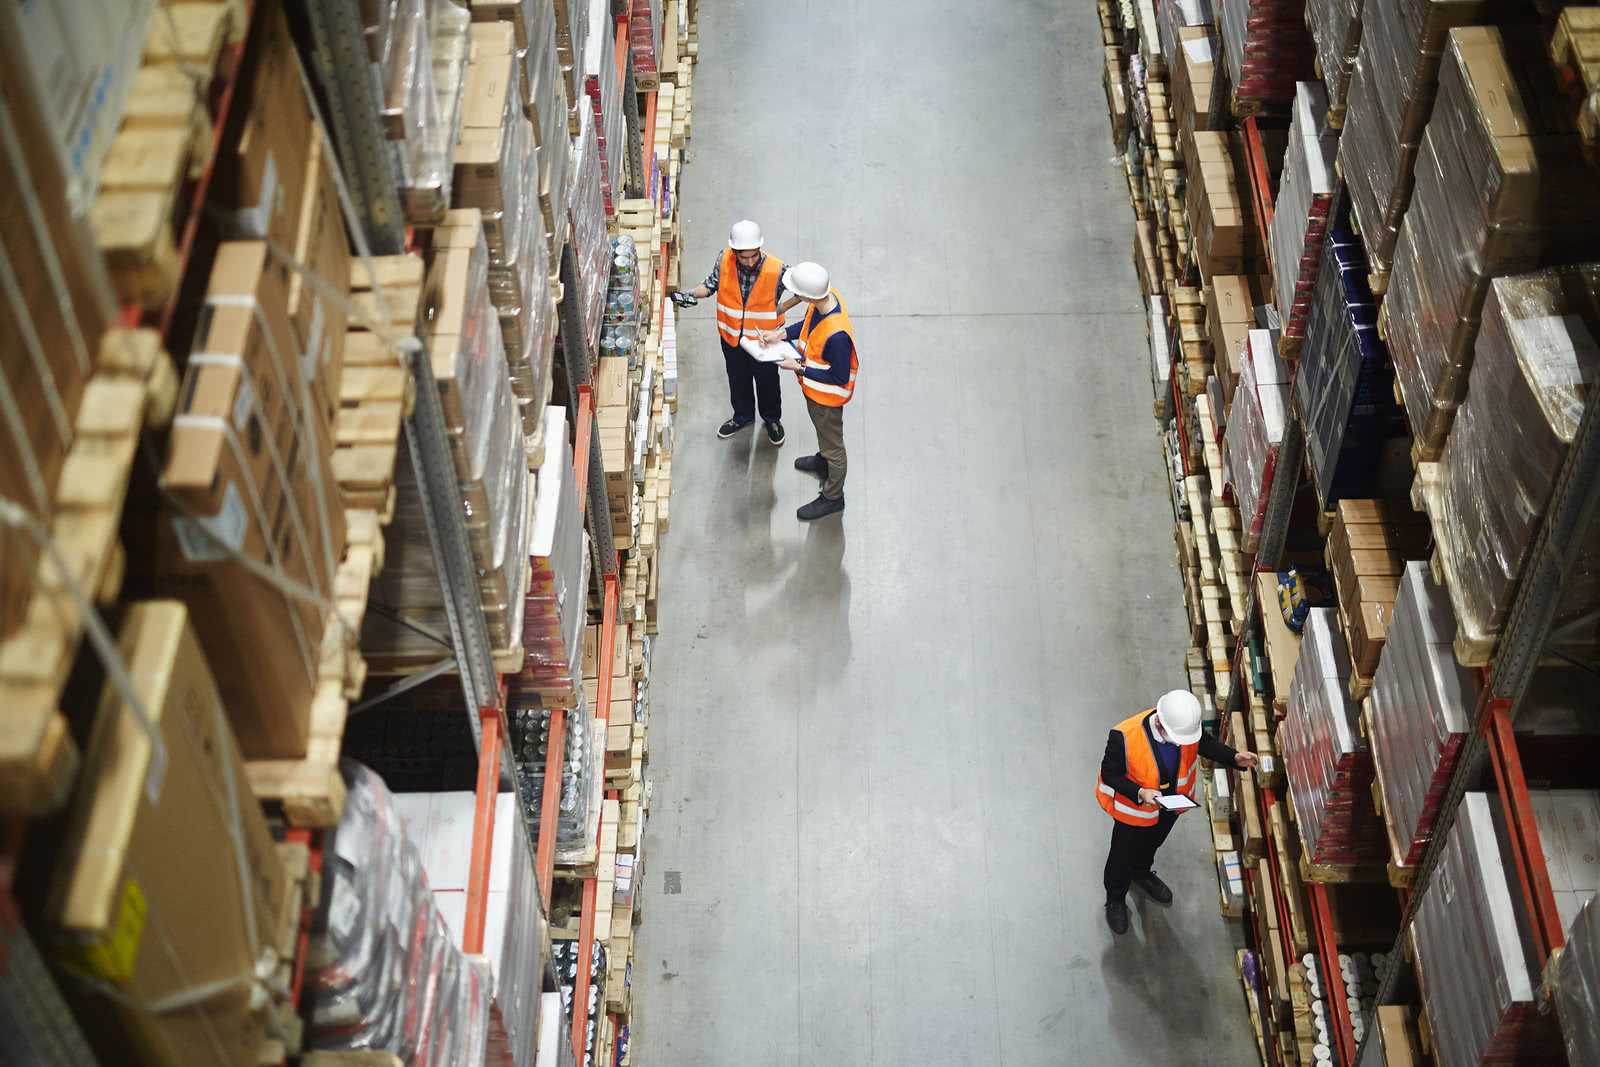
[0,329,176,814]
[92,5,235,308]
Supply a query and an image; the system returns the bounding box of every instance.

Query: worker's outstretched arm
[1197,731,1240,768]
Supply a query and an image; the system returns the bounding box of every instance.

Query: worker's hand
[1138,787,1162,807]
[1235,752,1260,771]
[758,329,786,346]
[776,358,804,372]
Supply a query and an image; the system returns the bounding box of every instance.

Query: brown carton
[47,601,287,1061]
[289,132,350,432]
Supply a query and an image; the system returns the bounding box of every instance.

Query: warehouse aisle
[634,2,1257,1064]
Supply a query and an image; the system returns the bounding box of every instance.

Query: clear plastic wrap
[1385,28,1591,453]
[362,216,529,658]
[307,761,490,1064]
[1333,0,1522,275]
[1412,792,1558,1066]
[1555,894,1600,1066]
[1269,82,1339,344]
[1217,0,1316,105]
[379,0,471,222]
[600,235,642,366]
[1295,203,1398,508]
[1223,329,1290,543]
[582,0,625,215]
[1305,0,1364,115]
[514,406,589,698]
[629,0,663,81]
[1280,609,1389,865]
[1366,563,1474,866]
[1432,266,1600,650]
[569,106,611,353]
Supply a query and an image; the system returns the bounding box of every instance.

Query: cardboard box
[212,4,312,247]
[47,601,286,1062]
[289,132,350,431]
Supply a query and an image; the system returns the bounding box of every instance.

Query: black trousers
[1103,811,1178,903]
[721,338,782,423]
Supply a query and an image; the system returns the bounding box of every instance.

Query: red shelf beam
[463,700,506,955]
[1485,697,1566,962]
[575,385,595,515]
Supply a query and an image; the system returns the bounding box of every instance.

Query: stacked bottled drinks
[599,235,642,368]
[509,700,599,861]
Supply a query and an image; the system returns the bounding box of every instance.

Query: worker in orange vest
[759,261,857,521]
[1097,690,1258,935]
[673,220,800,444]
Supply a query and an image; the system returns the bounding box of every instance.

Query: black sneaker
[718,417,753,439]
[765,420,785,445]
[794,454,828,477]
[797,494,845,521]
[1105,900,1130,935]
[1133,872,1173,904]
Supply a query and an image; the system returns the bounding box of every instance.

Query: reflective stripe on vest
[715,250,784,344]
[1094,708,1200,826]
[796,288,858,407]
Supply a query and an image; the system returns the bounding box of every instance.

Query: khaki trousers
[805,397,847,500]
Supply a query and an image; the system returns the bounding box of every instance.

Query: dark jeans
[721,338,781,424]
[1103,811,1178,904]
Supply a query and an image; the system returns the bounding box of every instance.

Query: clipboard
[739,336,801,364]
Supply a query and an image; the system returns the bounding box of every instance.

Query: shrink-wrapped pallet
[1224,329,1289,547]
[1553,893,1600,1067]
[1385,28,1600,456]
[1217,0,1315,106]
[1366,563,1474,866]
[568,106,612,353]
[582,0,626,214]
[1281,609,1389,866]
[1295,206,1397,509]
[1413,792,1565,1066]
[1433,267,1600,651]
[1305,0,1364,120]
[1270,83,1339,347]
[379,0,472,222]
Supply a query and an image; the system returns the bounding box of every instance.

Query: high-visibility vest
[1095,709,1198,825]
[715,249,784,345]
[795,288,858,407]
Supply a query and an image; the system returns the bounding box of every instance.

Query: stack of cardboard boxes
[1186,132,1265,282]
[155,5,351,760]
[1324,498,1429,683]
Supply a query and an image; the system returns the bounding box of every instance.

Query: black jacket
[1100,712,1239,803]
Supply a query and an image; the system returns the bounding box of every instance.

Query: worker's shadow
[1100,902,1210,1042]
[779,521,853,671]
[707,432,781,571]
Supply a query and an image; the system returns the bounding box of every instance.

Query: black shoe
[1105,900,1130,935]
[1133,872,1173,904]
[794,454,828,476]
[797,494,845,521]
[765,420,785,445]
[718,417,753,439]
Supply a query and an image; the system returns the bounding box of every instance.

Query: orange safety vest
[795,288,858,407]
[1095,709,1199,825]
[715,249,785,345]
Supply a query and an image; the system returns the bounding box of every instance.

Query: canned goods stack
[600,235,642,366]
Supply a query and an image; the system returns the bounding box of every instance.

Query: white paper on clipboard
[740,336,801,363]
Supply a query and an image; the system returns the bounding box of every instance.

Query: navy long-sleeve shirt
[784,302,854,387]
[1100,719,1238,804]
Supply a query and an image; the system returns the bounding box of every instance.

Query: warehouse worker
[671,220,800,444]
[758,261,856,522]
[1097,690,1258,935]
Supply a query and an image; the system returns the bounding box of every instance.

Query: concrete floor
[633,2,1257,1064]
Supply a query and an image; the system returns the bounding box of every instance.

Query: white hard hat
[1155,690,1204,744]
[783,261,830,301]
[728,220,764,250]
